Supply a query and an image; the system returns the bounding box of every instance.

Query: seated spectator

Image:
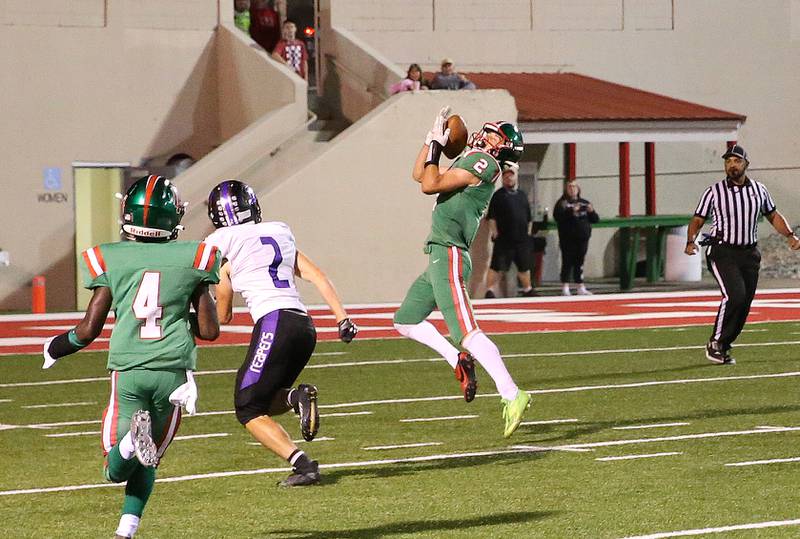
[485,163,537,298]
[389,64,429,95]
[553,181,599,296]
[271,20,309,80]
[430,58,477,90]
[234,0,251,33]
[250,0,280,53]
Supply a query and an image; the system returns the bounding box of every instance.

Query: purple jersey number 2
[260,236,291,288]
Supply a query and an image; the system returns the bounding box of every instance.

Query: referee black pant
[705,244,760,351]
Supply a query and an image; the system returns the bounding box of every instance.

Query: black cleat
[705,341,735,365]
[454,352,478,402]
[485,290,496,299]
[296,384,319,442]
[279,460,321,487]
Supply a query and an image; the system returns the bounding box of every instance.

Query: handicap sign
[43,168,62,191]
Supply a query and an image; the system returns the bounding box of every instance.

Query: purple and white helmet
[207,179,262,228]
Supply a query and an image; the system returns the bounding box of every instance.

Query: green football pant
[394,244,479,344]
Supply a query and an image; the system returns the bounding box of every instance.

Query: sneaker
[518,288,539,297]
[705,341,726,364]
[296,384,319,442]
[454,352,478,402]
[279,460,321,487]
[485,290,496,299]
[561,287,571,296]
[501,390,531,438]
[577,287,593,295]
[130,410,158,468]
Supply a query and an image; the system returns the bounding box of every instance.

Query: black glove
[337,318,358,343]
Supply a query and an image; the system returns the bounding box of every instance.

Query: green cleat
[501,390,531,438]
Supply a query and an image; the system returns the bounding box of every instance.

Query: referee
[685,145,800,364]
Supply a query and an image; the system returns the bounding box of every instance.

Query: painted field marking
[620,518,800,538]
[174,433,229,441]
[0,446,550,497]
[44,431,99,438]
[0,399,11,403]
[320,411,372,418]
[613,422,690,430]
[363,442,443,451]
[23,401,97,409]
[248,436,336,446]
[400,415,479,423]
[725,457,800,467]
[521,418,579,426]
[596,452,682,462]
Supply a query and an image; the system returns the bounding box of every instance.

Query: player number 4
[132,271,163,339]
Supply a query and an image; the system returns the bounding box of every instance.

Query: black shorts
[490,240,532,272]
[234,309,317,425]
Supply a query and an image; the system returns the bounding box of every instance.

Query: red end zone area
[3,289,800,356]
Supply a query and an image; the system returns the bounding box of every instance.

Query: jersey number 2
[472,158,489,174]
[260,236,291,288]
[132,271,163,339]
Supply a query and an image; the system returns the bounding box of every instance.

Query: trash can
[664,225,702,281]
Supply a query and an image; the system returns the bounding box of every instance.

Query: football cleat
[454,352,478,402]
[502,390,531,438]
[705,341,726,364]
[279,460,321,487]
[130,410,158,467]
[296,384,319,442]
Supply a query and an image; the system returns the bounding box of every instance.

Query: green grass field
[2,322,800,538]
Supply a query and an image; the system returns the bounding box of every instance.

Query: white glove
[42,337,58,370]
[425,106,451,146]
[169,370,198,415]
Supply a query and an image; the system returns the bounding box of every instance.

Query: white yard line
[520,418,579,426]
[0,399,11,403]
[613,422,690,430]
[399,415,479,423]
[248,436,337,445]
[620,518,800,538]
[363,442,443,451]
[596,452,682,462]
[9,339,800,389]
[23,401,97,409]
[320,411,372,418]
[173,433,229,441]
[44,431,99,438]
[0,446,549,496]
[725,457,800,467]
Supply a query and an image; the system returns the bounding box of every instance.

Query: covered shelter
[462,72,747,288]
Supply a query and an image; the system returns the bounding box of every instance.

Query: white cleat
[130,410,158,467]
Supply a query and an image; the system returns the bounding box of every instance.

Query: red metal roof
[458,72,746,123]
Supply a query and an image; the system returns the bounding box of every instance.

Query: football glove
[168,370,198,415]
[425,106,451,147]
[42,336,58,370]
[337,318,358,343]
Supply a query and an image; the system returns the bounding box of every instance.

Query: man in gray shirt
[430,58,477,90]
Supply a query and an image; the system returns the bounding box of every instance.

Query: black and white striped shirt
[694,177,776,246]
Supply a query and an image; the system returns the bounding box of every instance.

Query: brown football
[444,115,468,159]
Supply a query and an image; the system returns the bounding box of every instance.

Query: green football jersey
[81,241,220,371]
[425,149,501,250]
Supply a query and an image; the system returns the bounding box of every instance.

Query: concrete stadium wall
[0,1,305,311]
[331,0,800,281]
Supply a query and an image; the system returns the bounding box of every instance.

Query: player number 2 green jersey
[425,149,501,250]
[81,241,220,371]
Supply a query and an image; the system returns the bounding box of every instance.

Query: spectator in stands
[389,64,429,95]
[430,58,476,90]
[485,163,537,298]
[554,181,598,296]
[250,0,280,53]
[272,20,309,80]
[234,0,251,33]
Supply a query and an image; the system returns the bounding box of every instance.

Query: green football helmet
[121,175,185,242]
[468,121,524,165]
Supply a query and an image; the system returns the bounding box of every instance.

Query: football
[444,115,468,159]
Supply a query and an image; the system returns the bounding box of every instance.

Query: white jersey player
[205,179,358,487]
